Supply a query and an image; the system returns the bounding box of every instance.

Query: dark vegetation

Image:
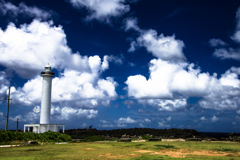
[0,130,71,144]
[66,128,202,139]
[65,128,240,142]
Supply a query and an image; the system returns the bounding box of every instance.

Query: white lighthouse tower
[24,64,65,133]
[40,64,54,124]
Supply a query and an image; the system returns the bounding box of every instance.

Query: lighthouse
[24,64,65,133]
[40,64,54,124]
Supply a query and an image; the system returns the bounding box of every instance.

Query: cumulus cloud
[69,0,130,22]
[126,59,210,99]
[10,106,40,123]
[211,115,218,122]
[231,7,240,43]
[117,124,127,127]
[101,55,124,71]
[0,20,92,78]
[158,119,170,128]
[0,71,10,97]
[140,99,187,112]
[100,120,110,123]
[209,38,227,47]
[198,68,240,110]
[200,116,206,121]
[128,29,185,61]
[1,20,119,107]
[126,58,240,111]
[122,99,135,108]
[10,68,117,106]
[115,117,136,123]
[139,123,144,127]
[144,118,151,122]
[213,48,240,61]
[99,124,114,127]
[51,106,98,120]
[124,17,141,32]
[211,7,240,61]
[166,116,171,122]
[0,0,54,20]
[33,105,40,113]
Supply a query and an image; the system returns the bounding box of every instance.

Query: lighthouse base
[23,124,65,134]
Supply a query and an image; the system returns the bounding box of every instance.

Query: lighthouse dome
[45,64,51,71]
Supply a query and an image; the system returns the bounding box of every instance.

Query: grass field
[1,141,240,159]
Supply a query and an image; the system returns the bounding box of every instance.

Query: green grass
[0,141,240,159]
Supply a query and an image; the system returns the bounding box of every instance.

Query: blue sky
[0,0,240,132]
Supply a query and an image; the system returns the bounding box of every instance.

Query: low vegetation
[80,135,105,142]
[0,130,71,144]
[142,134,152,140]
[1,140,240,159]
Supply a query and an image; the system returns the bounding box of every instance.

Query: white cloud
[144,118,151,123]
[0,71,9,97]
[33,105,40,113]
[101,55,124,71]
[139,123,144,127]
[115,117,136,123]
[213,48,240,61]
[0,112,3,116]
[10,107,39,123]
[69,0,130,22]
[198,69,240,110]
[9,58,118,107]
[231,7,240,43]
[200,116,206,121]
[0,0,53,20]
[237,110,240,114]
[100,120,110,123]
[209,38,227,47]
[236,115,240,121]
[178,125,184,128]
[129,29,185,61]
[211,115,218,122]
[158,119,170,128]
[166,116,171,122]
[117,124,127,127]
[126,59,210,99]
[82,123,87,127]
[51,106,98,120]
[232,121,236,125]
[124,17,142,32]
[126,58,240,111]
[138,99,187,112]
[100,124,114,127]
[0,20,91,78]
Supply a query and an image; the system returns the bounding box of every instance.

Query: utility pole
[16,118,19,132]
[5,87,11,131]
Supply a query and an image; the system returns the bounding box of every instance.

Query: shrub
[81,136,104,142]
[0,130,71,143]
[142,135,152,140]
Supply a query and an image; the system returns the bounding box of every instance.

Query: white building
[24,64,65,133]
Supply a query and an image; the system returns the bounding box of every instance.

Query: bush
[142,135,152,140]
[0,130,71,143]
[81,136,104,142]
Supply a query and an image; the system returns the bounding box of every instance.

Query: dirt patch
[98,153,139,159]
[135,150,153,153]
[132,140,146,142]
[85,148,94,150]
[98,153,124,159]
[148,149,229,158]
